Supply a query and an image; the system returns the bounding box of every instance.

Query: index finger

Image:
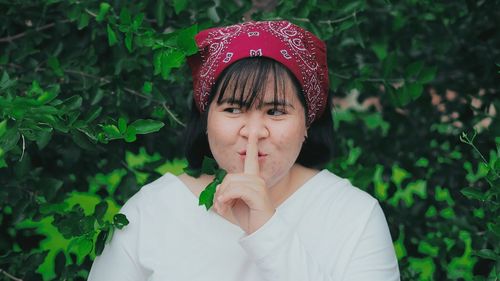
[244,135,259,175]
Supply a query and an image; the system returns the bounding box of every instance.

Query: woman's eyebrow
[219,98,295,109]
[263,100,295,109]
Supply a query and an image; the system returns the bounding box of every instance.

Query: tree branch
[65,69,186,127]
[0,64,186,128]
[0,269,23,281]
[290,11,358,25]
[0,20,71,43]
[161,103,186,127]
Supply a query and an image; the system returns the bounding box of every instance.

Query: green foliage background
[0,0,499,280]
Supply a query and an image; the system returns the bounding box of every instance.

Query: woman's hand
[213,135,276,234]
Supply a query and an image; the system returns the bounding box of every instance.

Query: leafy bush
[0,0,498,280]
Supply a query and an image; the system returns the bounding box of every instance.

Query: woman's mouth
[238,151,268,160]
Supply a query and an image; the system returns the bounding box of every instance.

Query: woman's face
[206,75,307,188]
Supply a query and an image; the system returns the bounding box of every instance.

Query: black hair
[183,57,334,170]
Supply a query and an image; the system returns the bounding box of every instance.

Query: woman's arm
[342,203,400,280]
[87,197,148,281]
[238,203,400,281]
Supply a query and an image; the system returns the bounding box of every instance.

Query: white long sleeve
[87,170,400,281]
[239,202,399,281]
[87,193,151,281]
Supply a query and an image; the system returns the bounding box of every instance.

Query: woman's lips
[238,151,268,161]
[238,150,268,157]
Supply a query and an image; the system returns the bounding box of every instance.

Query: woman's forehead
[217,74,300,105]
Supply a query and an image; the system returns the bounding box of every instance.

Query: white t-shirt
[88,169,400,281]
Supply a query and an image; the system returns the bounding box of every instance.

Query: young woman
[88,20,400,281]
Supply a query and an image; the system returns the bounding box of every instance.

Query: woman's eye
[268,109,286,116]
[224,107,242,114]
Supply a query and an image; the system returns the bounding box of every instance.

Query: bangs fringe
[210,58,304,112]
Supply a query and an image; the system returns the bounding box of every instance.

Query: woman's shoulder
[119,172,183,212]
[312,169,378,208]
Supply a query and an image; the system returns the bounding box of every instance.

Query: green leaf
[461,187,485,200]
[132,13,144,31]
[40,201,68,215]
[173,0,188,14]
[124,126,137,142]
[130,119,164,134]
[61,95,82,111]
[47,57,64,77]
[72,129,95,150]
[36,131,52,150]
[67,237,93,257]
[113,213,129,229]
[96,2,111,22]
[102,124,122,139]
[0,155,6,169]
[474,249,499,260]
[215,169,227,183]
[37,90,59,104]
[107,24,118,46]
[67,5,81,21]
[93,201,108,224]
[142,81,153,94]
[0,71,10,88]
[95,228,109,256]
[0,119,7,138]
[407,83,423,100]
[198,167,227,211]
[118,117,127,134]
[382,52,397,78]
[91,89,104,105]
[106,226,115,245]
[119,8,131,25]
[184,166,201,177]
[1,128,20,152]
[177,25,198,55]
[161,49,185,68]
[198,181,218,210]
[153,51,162,75]
[84,106,102,123]
[418,66,437,83]
[487,223,500,237]
[201,156,218,175]
[394,85,412,106]
[77,12,90,30]
[159,49,184,79]
[54,251,66,276]
[125,32,133,52]
[405,61,424,78]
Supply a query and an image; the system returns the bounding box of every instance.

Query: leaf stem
[84,8,98,18]
[460,131,489,166]
[460,131,500,179]
[0,269,23,281]
[0,20,71,43]
[161,103,186,127]
[19,134,25,162]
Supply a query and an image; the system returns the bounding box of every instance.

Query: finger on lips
[244,135,259,175]
[214,136,260,215]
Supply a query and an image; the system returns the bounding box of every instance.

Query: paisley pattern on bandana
[187,21,329,125]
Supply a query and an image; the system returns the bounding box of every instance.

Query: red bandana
[187,20,329,124]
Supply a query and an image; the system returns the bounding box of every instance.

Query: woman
[88,20,400,281]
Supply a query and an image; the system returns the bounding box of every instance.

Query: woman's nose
[240,112,269,139]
